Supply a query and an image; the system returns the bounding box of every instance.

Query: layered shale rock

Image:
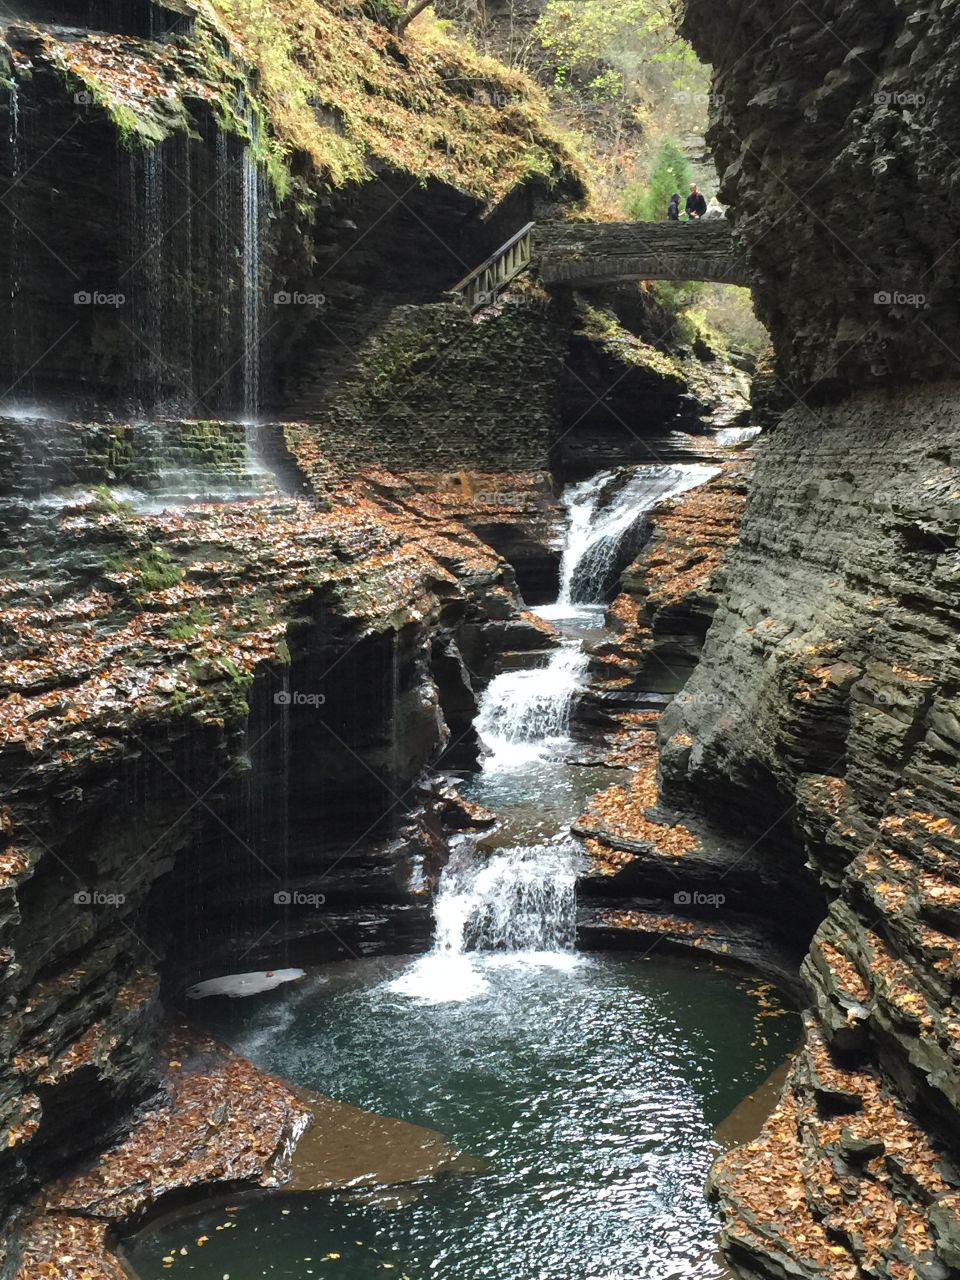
[0,420,537,1251]
[681,0,960,393]
[662,4,960,1272]
[657,391,960,1277]
[590,461,752,696]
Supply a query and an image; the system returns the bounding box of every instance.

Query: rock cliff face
[662,3,960,1274]
[591,462,751,696]
[0,0,583,416]
[682,0,960,394]
[0,419,547,1250]
[659,389,960,1278]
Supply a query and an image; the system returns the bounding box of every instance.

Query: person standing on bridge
[667,192,680,221]
[685,183,707,221]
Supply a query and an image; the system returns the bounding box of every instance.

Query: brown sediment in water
[286,1086,483,1191]
[713,1056,794,1152]
[704,1056,796,1280]
[12,1018,475,1279]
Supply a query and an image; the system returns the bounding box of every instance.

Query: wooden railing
[451,222,535,313]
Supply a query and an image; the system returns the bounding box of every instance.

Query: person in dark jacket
[685,183,707,220]
[667,193,680,221]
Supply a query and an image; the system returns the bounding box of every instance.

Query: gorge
[0,2,958,1280]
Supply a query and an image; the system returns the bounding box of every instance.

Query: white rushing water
[558,464,720,605]
[395,462,720,1003]
[474,642,590,770]
[395,630,588,1000]
[714,425,762,447]
[390,838,581,1002]
[434,840,579,954]
[241,142,263,421]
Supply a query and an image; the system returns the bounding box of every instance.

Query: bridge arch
[537,221,750,289]
[452,220,750,311]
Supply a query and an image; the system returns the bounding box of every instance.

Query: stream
[124,462,797,1280]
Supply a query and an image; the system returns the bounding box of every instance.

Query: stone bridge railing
[452,221,750,311]
[536,220,750,288]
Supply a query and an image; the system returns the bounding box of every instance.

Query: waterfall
[390,839,580,1002]
[475,645,589,768]
[128,147,167,411]
[241,144,263,421]
[393,461,721,1003]
[557,464,720,605]
[7,82,22,390]
[715,425,761,447]
[434,840,578,954]
[216,130,232,387]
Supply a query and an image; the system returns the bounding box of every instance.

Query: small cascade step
[582,689,673,709]
[558,464,721,605]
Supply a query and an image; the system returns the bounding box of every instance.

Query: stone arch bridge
[453,220,749,312]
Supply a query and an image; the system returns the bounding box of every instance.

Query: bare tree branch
[397,0,434,35]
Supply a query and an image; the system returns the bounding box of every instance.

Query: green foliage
[697,285,770,355]
[165,605,214,641]
[622,138,691,221]
[204,0,586,201]
[644,282,769,354]
[576,301,685,380]
[133,548,184,593]
[647,280,706,346]
[535,0,703,101]
[89,484,133,517]
[103,544,184,601]
[526,0,711,210]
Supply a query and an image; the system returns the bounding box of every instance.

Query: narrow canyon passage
[3,4,959,1279]
[124,464,798,1280]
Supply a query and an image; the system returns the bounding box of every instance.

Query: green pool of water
[125,952,797,1280]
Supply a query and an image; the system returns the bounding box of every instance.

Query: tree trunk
[397,0,434,34]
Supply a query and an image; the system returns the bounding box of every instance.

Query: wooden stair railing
[451,222,535,313]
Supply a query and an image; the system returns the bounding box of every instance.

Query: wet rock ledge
[14,1018,468,1279]
[0,419,552,1266]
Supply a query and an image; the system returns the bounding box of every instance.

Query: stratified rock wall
[658,388,960,1275]
[0,420,536,1250]
[682,0,960,393]
[665,5,960,1273]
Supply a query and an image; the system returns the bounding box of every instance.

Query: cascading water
[390,836,581,1001]
[558,463,720,605]
[433,840,579,954]
[397,460,723,1003]
[129,147,167,411]
[395,463,717,1000]
[715,424,762,447]
[241,141,263,421]
[474,644,589,768]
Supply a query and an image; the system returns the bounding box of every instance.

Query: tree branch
[397,0,433,35]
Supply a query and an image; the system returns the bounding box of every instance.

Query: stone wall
[658,387,960,1277]
[280,298,565,477]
